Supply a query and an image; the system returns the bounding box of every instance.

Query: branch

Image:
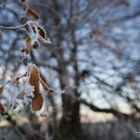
[79,99,130,118]
[107,12,140,26]
[0,23,27,31]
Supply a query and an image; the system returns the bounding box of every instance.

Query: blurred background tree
[0,0,140,140]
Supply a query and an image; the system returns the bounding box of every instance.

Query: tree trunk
[57,93,82,140]
[55,69,83,140]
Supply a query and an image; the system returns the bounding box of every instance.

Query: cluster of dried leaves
[21,20,51,55]
[0,64,54,115]
[0,0,54,115]
[28,64,54,111]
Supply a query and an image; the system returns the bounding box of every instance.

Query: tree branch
[79,99,131,118]
[0,23,27,31]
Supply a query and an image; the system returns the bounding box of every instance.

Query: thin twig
[0,23,27,31]
[1,72,27,88]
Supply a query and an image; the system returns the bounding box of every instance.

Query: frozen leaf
[28,63,40,90]
[28,64,43,111]
[26,21,38,43]
[27,21,51,45]
[33,23,51,44]
[33,25,46,38]
[32,93,43,111]
[25,34,32,52]
[40,77,54,94]
[27,8,39,19]
[22,34,32,54]
[23,3,39,19]
[40,77,49,91]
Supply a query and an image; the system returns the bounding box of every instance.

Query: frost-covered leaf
[40,77,49,91]
[27,7,39,19]
[23,3,39,19]
[40,77,55,94]
[21,34,32,54]
[25,34,32,52]
[27,21,51,45]
[28,63,40,89]
[28,63,43,111]
[32,93,43,111]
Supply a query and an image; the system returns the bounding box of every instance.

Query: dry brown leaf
[25,34,32,53]
[23,3,39,19]
[37,26,46,38]
[40,77,54,94]
[21,34,32,54]
[28,64,43,111]
[40,77,49,91]
[32,25,46,39]
[0,102,5,113]
[32,93,43,111]
[28,64,40,93]
[27,8,39,19]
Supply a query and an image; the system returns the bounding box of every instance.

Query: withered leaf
[23,3,39,19]
[25,34,32,53]
[37,26,46,38]
[40,77,49,91]
[27,21,51,44]
[40,77,54,94]
[28,64,40,92]
[32,93,43,111]
[27,8,39,19]
[32,25,46,38]
[28,64,43,111]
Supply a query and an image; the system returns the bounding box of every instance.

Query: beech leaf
[28,64,43,111]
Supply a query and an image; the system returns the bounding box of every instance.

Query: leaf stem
[0,23,27,31]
